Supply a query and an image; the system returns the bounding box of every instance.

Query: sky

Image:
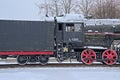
[0,0,43,20]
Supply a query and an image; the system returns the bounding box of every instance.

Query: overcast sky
[0,0,43,20]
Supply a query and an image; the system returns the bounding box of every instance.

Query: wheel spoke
[86,60,90,63]
[109,50,113,55]
[82,53,88,57]
[82,56,87,59]
[109,59,114,64]
[91,55,95,58]
[89,58,94,62]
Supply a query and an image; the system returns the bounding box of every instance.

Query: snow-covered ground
[0,67,120,80]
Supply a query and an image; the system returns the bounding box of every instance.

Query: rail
[0,63,120,69]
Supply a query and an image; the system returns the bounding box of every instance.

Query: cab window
[74,24,82,32]
[66,24,74,32]
[66,23,82,32]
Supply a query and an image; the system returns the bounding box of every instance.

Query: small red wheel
[81,49,96,65]
[102,49,118,65]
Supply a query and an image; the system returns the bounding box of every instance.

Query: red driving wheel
[81,49,96,65]
[102,49,118,65]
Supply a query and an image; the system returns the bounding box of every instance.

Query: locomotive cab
[56,22,85,49]
[55,21,85,62]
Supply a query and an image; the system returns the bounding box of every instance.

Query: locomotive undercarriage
[55,49,120,65]
[0,46,119,65]
[55,42,120,65]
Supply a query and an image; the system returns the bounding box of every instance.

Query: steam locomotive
[0,18,120,65]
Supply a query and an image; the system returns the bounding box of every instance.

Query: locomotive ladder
[56,42,64,62]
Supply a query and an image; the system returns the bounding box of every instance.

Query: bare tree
[37,0,120,18]
[92,0,120,18]
[36,0,50,16]
[60,0,74,14]
[37,0,60,16]
[49,0,60,16]
[92,0,107,18]
[37,0,76,17]
[76,0,94,16]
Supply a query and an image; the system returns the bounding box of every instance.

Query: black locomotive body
[0,19,120,65]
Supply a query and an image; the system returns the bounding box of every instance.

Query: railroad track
[0,63,120,68]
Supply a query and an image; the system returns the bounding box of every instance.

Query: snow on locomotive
[0,15,120,65]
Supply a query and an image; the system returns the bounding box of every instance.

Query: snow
[0,67,120,80]
[44,14,120,26]
[45,14,85,22]
[84,46,107,49]
[59,14,85,21]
